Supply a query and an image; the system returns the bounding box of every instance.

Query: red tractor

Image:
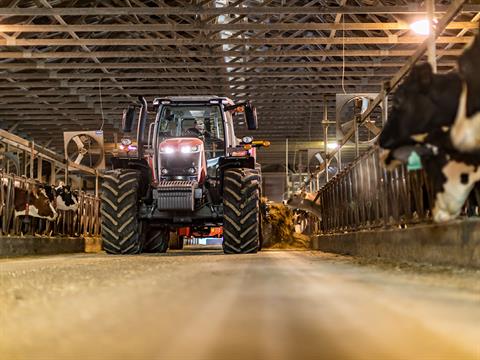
[101,96,268,254]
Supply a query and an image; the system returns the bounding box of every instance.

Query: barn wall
[313,219,480,268]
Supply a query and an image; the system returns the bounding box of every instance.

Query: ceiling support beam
[0,21,476,33]
[0,79,384,88]
[0,60,457,70]
[0,36,472,50]
[0,70,399,79]
[0,5,479,16]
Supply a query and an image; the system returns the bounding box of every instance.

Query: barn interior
[0,1,479,359]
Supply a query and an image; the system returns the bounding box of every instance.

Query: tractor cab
[152,97,230,183]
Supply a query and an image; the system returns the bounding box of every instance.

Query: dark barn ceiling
[0,0,478,168]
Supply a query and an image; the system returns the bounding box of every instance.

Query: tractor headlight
[120,138,132,146]
[242,136,253,144]
[161,168,169,175]
[160,146,175,154]
[187,167,197,175]
[181,145,199,154]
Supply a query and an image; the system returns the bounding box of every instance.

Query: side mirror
[244,101,258,130]
[122,106,136,133]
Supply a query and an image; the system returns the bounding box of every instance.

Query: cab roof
[153,96,235,106]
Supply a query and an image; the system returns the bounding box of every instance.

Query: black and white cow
[450,34,480,152]
[378,59,480,222]
[6,184,58,221]
[44,183,79,212]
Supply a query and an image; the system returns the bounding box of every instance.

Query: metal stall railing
[0,172,101,237]
[317,147,447,234]
[300,0,467,191]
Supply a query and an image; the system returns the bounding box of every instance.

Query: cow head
[380,142,440,170]
[286,191,322,219]
[286,191,307,208]
[379,63,437,150]
[42,184,56,202]
[55,183,79,211]
[379,63,462,169]
[14,185,58,221]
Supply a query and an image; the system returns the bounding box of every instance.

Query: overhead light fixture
[327,142,339,150]
[410,19,431,36]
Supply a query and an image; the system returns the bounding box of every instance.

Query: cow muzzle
[379,149,402,171]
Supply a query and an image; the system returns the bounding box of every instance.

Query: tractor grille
[155,181,196,211]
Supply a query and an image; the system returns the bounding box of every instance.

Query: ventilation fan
[307,149,338,177]
[63,130,105,169]
[336,94,385,145]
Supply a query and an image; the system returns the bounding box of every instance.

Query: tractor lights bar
[159,145,200,154]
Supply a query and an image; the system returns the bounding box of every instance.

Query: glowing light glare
[181,145,199,153]
[181,145,191,153]
[120,138,132,146]
[164,146,175,154]
[410,19,430,35]
[327,142,339,150]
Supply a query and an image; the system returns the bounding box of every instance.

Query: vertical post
[22,150,27,176]
[427,0,437,73]
[95,172,99,197]
[354,125,359,158]
[50,161,56,185]
[382,90,388,125]
[323,95,329,183]
[338,145,342,171]
[285,137,289,199]
[5,144,10,173]
[37,156,42,181]
[65,163,68,184]
[354,98,361,158]
[29,141,34,179]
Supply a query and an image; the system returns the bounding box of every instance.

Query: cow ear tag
[407,151,422,171]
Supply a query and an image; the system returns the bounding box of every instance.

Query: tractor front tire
[143,226,170,253]
[101,169,142,254]
[223,168,261,254]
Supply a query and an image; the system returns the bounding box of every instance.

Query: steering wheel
[184,128,201,137]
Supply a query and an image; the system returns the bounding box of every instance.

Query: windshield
[157,104,225,159]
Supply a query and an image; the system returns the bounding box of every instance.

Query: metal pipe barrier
[317,147,478,234]
[300,0,468,190]
[0,172,101,237]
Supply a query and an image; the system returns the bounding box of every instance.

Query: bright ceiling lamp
[410,19,431,35]
[327,142,339,150]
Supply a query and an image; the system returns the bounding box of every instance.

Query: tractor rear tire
[143,226,169,253]
[223,168,261,254]
[101,169,142,255]
[169,232,184,250]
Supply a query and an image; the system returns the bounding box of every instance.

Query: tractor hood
[158,137,206,182]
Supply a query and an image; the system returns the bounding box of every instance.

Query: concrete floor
[0,247,479,359]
